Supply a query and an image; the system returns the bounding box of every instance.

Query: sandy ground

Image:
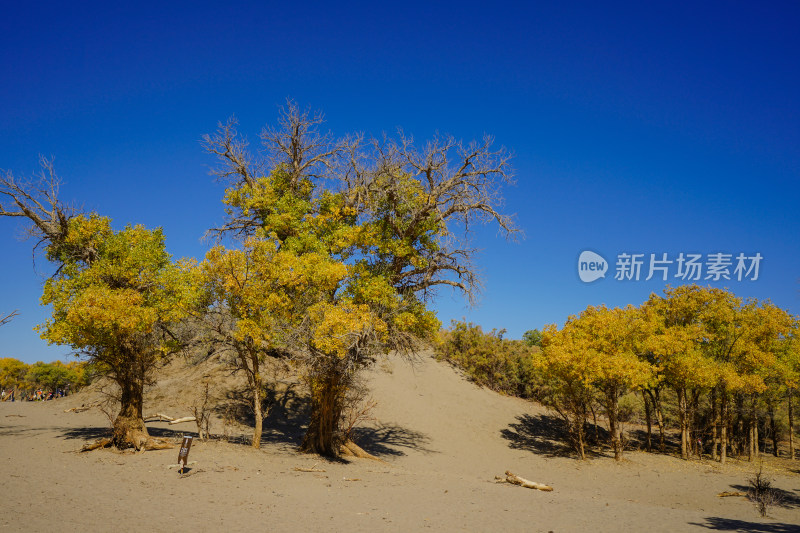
[1,353,799,532]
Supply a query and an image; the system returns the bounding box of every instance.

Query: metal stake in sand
[177,435,193,474]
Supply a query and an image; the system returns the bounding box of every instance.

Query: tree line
[0,357,90,398]
[437,285,800,462]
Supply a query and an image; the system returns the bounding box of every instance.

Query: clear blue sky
[2,1,799,363]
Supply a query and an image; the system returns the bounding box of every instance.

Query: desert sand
[1,352,799,532]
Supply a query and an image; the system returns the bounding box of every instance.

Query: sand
[1,352,799,532]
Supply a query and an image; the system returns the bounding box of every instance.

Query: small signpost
[177,435,193,474]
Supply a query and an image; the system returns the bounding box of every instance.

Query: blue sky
[2,1,799,363]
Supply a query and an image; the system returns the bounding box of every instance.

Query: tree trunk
[646,388,666,453]
[608,392,622,461]
[642,390,652,453]
[112,375,148,450]
[252,380,263,449]
[677,388,689,460]
[300,367,347,457]
[767,399,778,457]
[720,390,728,465]
[748,393,757,462]
[573,410,586,460]
[789,389,795,460]
[711,387,719,461]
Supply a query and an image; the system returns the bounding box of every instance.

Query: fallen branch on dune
[64,405,94,413]
[498,471,553,492]
[143,413,197,425]
[293,463,326,473]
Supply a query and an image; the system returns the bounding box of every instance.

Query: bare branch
[0,310,19,327]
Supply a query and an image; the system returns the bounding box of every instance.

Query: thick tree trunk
[300,369,347,457]
[112,376,149,450]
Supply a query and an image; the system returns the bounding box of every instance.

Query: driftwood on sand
[144,413,197,425]
[496,471,553,492]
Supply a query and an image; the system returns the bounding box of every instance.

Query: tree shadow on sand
[351,423,434,457]
[728,484,800,511]
[687,517,800,532]
[501,413,609,458]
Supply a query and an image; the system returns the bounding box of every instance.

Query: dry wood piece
[64,405,93,413]
[143,413,196,425]
[503,471,553,492]
[717,491,745,498]
[293,463,326,473]
[168,416,197,425]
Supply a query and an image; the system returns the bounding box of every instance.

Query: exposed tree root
[339,439,388,463]
[81,438,113,452]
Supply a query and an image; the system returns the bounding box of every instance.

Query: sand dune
[1,352,798,532]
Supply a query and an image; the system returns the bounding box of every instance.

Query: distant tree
[522,329,542,347]
[0,358,29,391]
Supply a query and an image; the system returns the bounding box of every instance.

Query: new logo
[578,251,607,283]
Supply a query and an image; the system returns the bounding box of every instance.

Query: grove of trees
[438,285,800,462]
[1,102,517,456]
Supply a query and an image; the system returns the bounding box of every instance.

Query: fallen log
[504,471,553,492]
[144,413,175,422]
[168,416,197,425]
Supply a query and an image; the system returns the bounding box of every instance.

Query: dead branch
[168,417,197,425]
[0,310,19,327]
[293,463,326,473]
[503,471,553,492]
[64,404,94,413]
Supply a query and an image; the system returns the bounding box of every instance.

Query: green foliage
[522,329,542,347]
[436,321,541,398]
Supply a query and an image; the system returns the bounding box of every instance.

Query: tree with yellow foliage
[539,305,653,460]
[2,166,196,449]
[203,101,515,456]
[37,217,197,448]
